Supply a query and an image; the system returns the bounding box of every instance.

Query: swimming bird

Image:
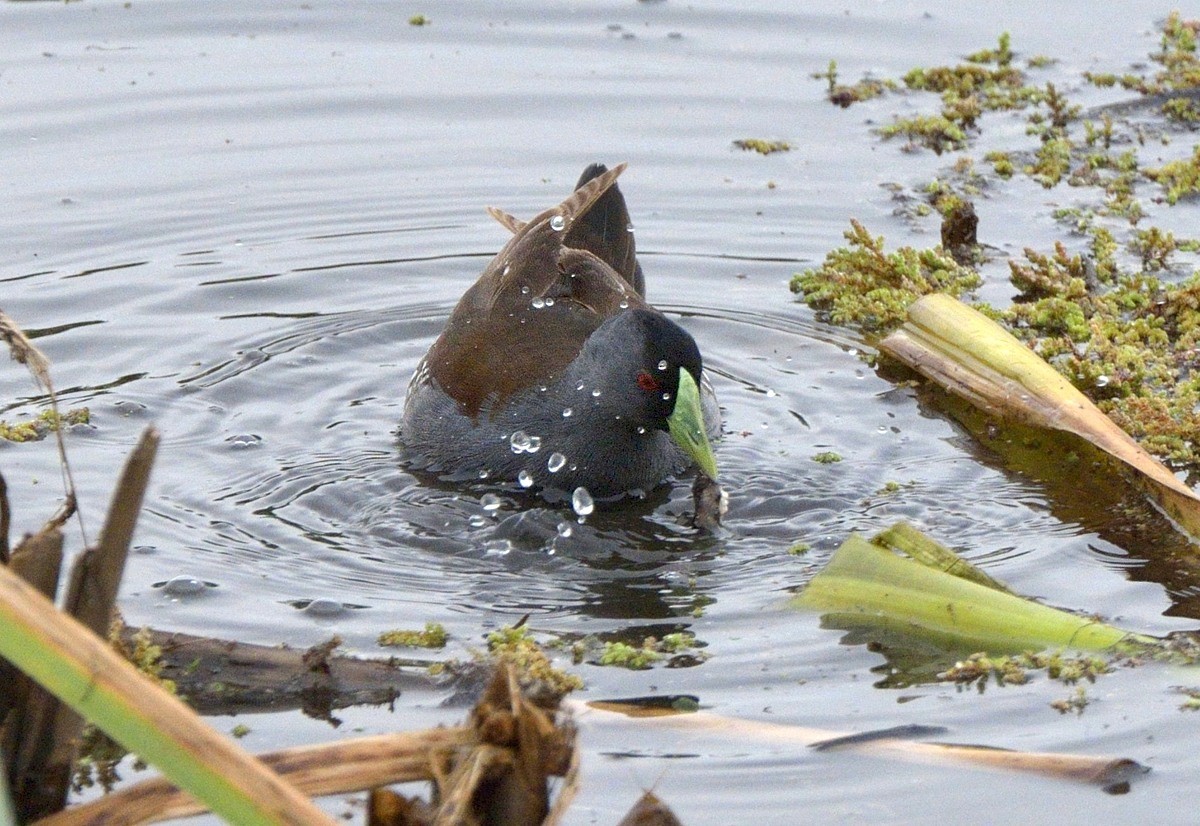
[400,163,718,502]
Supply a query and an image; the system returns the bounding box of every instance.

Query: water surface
[2,1,1198,823]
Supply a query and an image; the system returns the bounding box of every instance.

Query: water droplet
[557,521,573,538]
[468,514,488,528]
[548,452,567,472]
[1096,375,1111,387]
[510,430,532,453]
[480,493,502,512]
[662,392,672,401]
[518,469,534,488]
[483,539,514,557]
[503,264,511,276]
[657,359,668,371]
[591,388,602,397]
[765,388,777,398]
[520,285,530,295]
[636,426,646,434]
[626,222,635,233]
[562,407,573,417]
[576,381,586,391]
[571,487,595,517]
[619,300,629,309]
[550,214,566,231]
[544,296,555,306]
[477,469,490,480]
[531,297,545,309]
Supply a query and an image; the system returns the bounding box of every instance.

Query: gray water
[2,1,1199,823]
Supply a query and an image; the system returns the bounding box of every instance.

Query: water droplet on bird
[662,392,672,401]
[636,426,646,434]
[544,297,555,306]
[571,487,595,517]
[531,297,545,309]
[591,388,601,397]
[520,285,530,295]
[626,222,635,232]
[548,452,566,472]
[503,265,511,276]
[619,300,629,309]
[480,493,502,512]
[550,214,566,231]
[510,430,532,453]
[576,381,586,391]
[518,469,534,488]
[557,521,573,538]
[562,407,573,417]
[1096,375,1110,387]
[527,435,541,452]
[477,469,490,480]
[657,359,668,371]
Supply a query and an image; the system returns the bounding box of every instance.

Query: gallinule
[401,163,719,501]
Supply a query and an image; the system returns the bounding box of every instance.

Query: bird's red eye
[636,370,661,393]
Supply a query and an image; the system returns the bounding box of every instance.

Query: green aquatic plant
[597,641,662,670]
[1145,145,1200,205]
[939,651,1113,691]
[790,220,981,335]
[792,531,1153,654]
[878,114,967,154]
[0,407,90,442]
[378,621,448,649]
[1085,11,1200,124]
[733,138,791,155]
[484,625,584,695]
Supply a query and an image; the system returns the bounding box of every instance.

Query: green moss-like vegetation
[798,220,1200,470]
[938,650,1112,690]
[1145,145,1200,205]
[378,622,448,649]
[485,625,584,695]
[811,451,843,464]
[790,220,981,334]
[598,641,662,670]
[1084,12,1199,127]
[0,407,90,442]
[803,16,1200,473]
[733,138,791,155]
[878,114,967,155]
[984,150,1014,178]
[1025,136,1073,188]
[815,60,895,107]
[593,633,705,670]
[1050,686,1092,715]
[74,623,176,792]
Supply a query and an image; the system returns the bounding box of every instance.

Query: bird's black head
[580,308,704,431]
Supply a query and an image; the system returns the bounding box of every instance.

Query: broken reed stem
[0,309,89,549]
[569,700,1144,789]
[37,729,475,826]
